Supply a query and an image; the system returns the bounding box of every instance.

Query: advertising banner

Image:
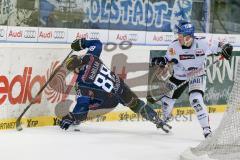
[0,25,239,47]
[0,43,239,129]
[38,27,68,43]
[67,29,109,43]
[82,0,192,32]
[211,34,240,47]
[145,32,175,46]
[108,30,146,45]
[0,46,73,119]
[6,26,38,42]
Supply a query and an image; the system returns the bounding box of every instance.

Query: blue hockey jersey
[73,39,121,113]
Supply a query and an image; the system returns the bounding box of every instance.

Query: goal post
[180,59,240,160]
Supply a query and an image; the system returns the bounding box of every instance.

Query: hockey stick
[147,55,225,104]
[16,50,74,131]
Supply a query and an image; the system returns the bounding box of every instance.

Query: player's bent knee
[161,96,175,119]
[189,92,207,113]
[72,112,88,122]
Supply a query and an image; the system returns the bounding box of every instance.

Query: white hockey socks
[189,92,211,135]
[161,97,175,122]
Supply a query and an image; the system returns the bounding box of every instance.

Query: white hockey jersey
[165,37,222,80]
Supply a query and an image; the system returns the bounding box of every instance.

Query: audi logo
[89,32,100,40]
[53,31,65,39]
[164,35,174,42]
[0,29,5,37]
[228,37,236,44]
[24,30,36,38]
[128,34,138,41]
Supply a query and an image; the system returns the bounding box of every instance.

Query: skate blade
[70,125,81,132]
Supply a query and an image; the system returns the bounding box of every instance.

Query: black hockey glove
[151,57,167,67]
[59,113,76,130]
[146,95,156,104]
[71,38,86,51]
[221,43,233,60]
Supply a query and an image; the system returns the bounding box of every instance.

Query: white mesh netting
[180,59,240,160]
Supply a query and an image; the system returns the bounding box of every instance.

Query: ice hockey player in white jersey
[150,21,232,138]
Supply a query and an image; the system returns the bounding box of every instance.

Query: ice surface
[0,113,223,160]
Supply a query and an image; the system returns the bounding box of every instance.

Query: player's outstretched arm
[208,40,233,60]
[59,96,90,130]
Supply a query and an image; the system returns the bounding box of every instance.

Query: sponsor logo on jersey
[186,67,205,78]
[89,61,101,80]
[82,55,95,81]
[179,54,195,60]
[189,76,203,85]
[195,49,205,57]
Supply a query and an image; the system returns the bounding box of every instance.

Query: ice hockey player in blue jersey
[59,38,172,133]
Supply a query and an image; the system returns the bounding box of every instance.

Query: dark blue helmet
[175,21,195,37]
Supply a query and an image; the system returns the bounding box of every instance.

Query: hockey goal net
[180,59,240,160]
